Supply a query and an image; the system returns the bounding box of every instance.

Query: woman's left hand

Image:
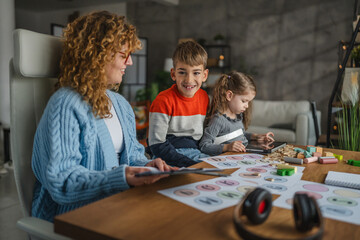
[125,159,178,187]
[146,158,179,172]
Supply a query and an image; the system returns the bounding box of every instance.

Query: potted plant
[197,38,206,47]
[351,45,360,67]
[213,34,225,44]
[337,71,360,151]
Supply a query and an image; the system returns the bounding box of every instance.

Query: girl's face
[105,43,133,85]
[225,90,256,117]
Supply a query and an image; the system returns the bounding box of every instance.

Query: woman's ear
[226,90,233,101]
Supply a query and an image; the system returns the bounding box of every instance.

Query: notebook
[325,171,360,190]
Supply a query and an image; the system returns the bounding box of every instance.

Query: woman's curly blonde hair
[56,11,141,118]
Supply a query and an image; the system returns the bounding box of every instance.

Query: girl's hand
[126,158,178,187]
[223,141,246,153]
[256,132,275,143]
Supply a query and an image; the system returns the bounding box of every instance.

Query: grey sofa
[247,100,321,146]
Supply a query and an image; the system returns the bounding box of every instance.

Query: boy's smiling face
[171,61,208,98]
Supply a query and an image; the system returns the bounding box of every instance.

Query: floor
[0,162,27,240]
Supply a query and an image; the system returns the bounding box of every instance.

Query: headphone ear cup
[243,188,272,225]
[293,193,318,231]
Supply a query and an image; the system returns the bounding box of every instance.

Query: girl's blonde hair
[56,11,141,118]
[205,71,256,129]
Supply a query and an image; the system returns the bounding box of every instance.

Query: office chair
[10,29,71,240]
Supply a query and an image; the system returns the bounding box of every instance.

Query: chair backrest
[10,29,62,217]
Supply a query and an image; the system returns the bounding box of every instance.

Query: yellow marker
[333,154,343,161]
[277,164,297,173]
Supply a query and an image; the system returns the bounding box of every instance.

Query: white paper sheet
[273,180,360,225]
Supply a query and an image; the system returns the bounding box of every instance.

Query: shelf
[204,44,231,73]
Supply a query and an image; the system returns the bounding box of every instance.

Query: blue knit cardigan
[31,87,150,222]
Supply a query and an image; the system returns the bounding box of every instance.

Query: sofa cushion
[247,126,296,144]
[251,100,310,128]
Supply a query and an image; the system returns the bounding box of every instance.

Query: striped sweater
[148,84,209,167]
[31,87,150,222]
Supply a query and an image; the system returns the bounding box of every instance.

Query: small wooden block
[306,146,316,153]
[277,168,295,176]
[316,147,323,154]
[312,152,322,157]
[294,148,305,153]
[277,164,297,173]
[304,151,312,158]
[297,153,305,159]
[324,151,334,157]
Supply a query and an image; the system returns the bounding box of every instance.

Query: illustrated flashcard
[158,177,258,213]
[201,154,274,169]
[230,165,304,194]
[273,180,360,225]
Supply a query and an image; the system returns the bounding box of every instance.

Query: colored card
[158,176,258,213]
[201,153,274,169]
[273,180,360,225]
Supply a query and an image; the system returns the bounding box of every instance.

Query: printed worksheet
[273,180,360,225]
[201,154,269,169]
[158,176,258,213]
[158,162,305,213]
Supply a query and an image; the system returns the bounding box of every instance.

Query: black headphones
[233,188,324,240]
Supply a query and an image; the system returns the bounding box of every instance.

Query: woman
[31,11,175,222]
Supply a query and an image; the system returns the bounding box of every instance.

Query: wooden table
[54,148,360,240]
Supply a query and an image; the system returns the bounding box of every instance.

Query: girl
[199,71,274,156]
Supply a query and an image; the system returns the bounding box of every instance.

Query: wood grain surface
[54,147,360,240]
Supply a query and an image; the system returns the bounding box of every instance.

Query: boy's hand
[223,141,246,153]
[256,132,275,143]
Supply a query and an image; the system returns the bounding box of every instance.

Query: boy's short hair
[172,40,208,69]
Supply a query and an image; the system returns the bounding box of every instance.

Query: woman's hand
[146,158,178,172]
[125,158,178,187]
[255,132,275,143]
[223,141,246,153]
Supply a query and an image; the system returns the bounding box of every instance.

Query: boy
[148,41,209,167]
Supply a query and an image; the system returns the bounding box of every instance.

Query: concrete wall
[127,0,354,133]
[16,3,127,34]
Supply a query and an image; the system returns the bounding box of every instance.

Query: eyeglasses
[119,51,131,64]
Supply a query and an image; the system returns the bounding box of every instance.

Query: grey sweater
[199,114,251,156]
